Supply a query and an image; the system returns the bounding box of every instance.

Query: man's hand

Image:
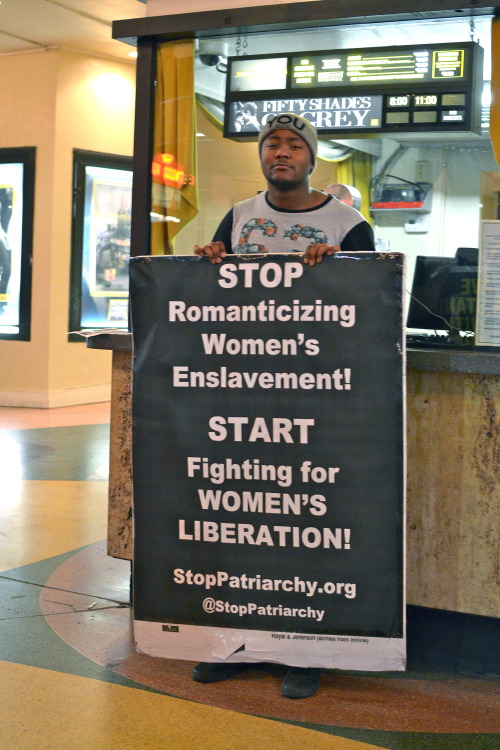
[194,241,227,264]
[303,243,340,266]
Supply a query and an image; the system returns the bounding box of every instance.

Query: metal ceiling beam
[113,1,498,46]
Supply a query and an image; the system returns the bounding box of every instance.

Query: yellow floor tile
[0,480,108,570]
[0,661,384,750]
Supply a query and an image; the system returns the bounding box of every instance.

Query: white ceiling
[0,0,145,61]
[1,3,493,72]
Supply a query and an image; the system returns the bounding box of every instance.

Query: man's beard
[266,174,304,191]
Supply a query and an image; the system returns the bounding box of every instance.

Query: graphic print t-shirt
[212,192,374,254]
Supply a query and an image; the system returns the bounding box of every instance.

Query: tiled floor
[0,403,498,749]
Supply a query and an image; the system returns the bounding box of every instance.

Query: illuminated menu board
[290,47,467,88]
[225,42,483,138]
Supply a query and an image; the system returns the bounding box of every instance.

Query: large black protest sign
[130,253,405,670]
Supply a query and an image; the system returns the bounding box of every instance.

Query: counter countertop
[85,331,500,375]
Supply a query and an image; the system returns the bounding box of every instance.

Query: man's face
[260,129,313,190]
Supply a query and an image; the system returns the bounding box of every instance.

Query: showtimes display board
[130,253,405,670]
[224,42,483,138]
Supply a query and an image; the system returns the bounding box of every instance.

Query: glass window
[151,13,496,348]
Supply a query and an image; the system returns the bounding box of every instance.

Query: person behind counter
[193,113,375,699]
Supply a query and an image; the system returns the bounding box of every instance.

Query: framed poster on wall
[0,147,35,341]
[68,150,133,339]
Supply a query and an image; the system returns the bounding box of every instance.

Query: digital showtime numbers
[388,96,410,107]
[387,94,440,108]
[384,91,467,128]
[415,95,438,106]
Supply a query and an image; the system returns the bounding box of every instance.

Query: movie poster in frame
[0,148,35,341]
[69,150,133,337]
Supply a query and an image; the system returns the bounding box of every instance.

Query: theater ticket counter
[89,0,500,667]
[87,331,500,628]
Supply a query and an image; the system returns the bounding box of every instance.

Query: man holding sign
[195,112,374,267]
[192,114,375,698]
